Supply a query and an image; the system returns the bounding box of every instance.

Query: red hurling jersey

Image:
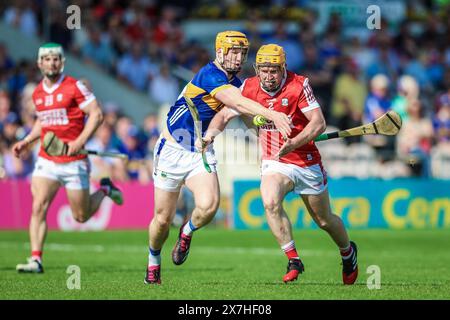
[32,75,96,163]
[241,71,322,167]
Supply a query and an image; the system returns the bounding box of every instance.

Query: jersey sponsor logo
[259,123,277,131]
[45,95,54,107]
[282,98,288,106]
[57,93,63,102]
[37,108,69,126]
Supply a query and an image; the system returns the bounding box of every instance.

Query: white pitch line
[0,241,335,257]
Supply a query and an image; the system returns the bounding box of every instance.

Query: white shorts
[261,160,327,195]
[32,156,90,190]
[153,138,217,192]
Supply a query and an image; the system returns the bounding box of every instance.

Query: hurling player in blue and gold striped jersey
[144,31,292,284]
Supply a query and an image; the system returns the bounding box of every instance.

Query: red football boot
[283,258,305,283]
[144,265,161,285]
[172,223,192,265]
[342,241,358,285]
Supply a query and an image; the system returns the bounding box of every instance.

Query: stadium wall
[233,179,450,230]
[3,179,449,230]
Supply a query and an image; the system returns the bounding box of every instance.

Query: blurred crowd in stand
[1,0,449,181]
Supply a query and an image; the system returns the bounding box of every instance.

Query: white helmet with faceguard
[37,42,65,77]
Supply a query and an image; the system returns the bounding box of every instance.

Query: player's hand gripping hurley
[183,95,212,173]
[43,131,129,160]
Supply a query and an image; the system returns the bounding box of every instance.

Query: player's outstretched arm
[214,86,292,138]
[67,100,103,156]
[277,108,326,158]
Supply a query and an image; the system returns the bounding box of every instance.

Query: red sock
[340,245,353,258]
[286,248,299,260]
[31,250,42,261]
[282,241,299,260]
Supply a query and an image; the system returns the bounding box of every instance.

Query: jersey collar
[42,74,65,94]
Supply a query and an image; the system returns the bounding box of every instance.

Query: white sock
[148,248,161,267]
[182,220,197,236]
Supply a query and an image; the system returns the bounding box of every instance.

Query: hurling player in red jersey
[203,44,358,285]
[12,43,123,273]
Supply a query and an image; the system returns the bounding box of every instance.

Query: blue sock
[182,219,198,236]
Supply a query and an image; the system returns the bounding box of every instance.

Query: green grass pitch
[0,228,449,299]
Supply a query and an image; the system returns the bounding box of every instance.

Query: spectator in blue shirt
[117,42,158,91]
[82,27,116,72]
[117,125,147,180]
[364,74,392,123]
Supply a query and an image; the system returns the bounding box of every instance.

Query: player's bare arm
[214,85,292,138]
[67,100,104,156]
[277,107,326,158]
[12,118,42,158]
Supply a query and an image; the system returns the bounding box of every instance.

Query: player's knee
[153,209,173,230]
[263,199,282,215]
[32,201,49,219]
[316,214,335,230]
[195,197,219,217]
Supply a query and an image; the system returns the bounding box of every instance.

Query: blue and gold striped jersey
[166,62,242,151]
